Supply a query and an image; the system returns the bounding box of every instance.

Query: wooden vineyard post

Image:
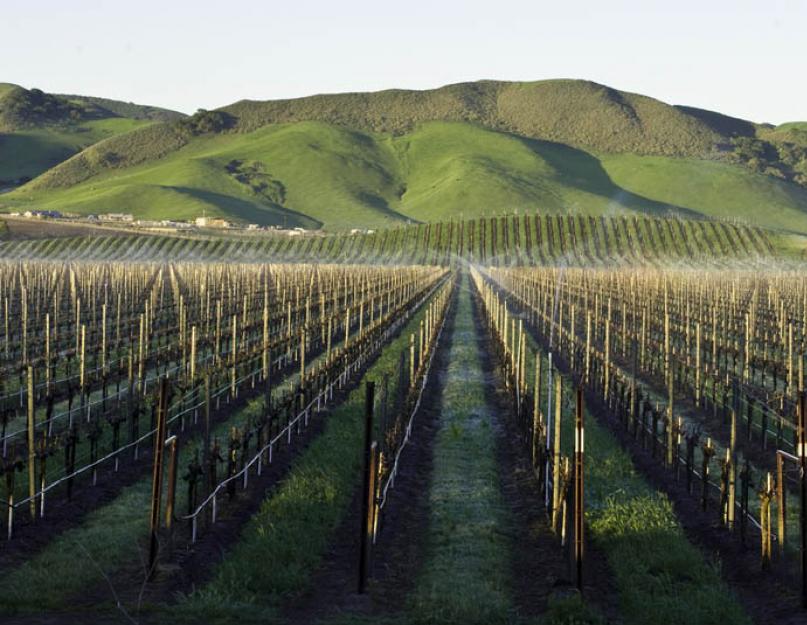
[740,460,750,547]
[702,438,715,511]
[532,353,541,469]
[230,315,237,399]
[585,312,591,385]
[640,306,647,372]
[101,303,107,375]
[789,324,795,398]
[760,472,774,570]
[409,334,415,389]
[664,309,670,382]
[326,317,333,364]
[666,374,674,468]
[148,378,169,578]
[344,307,351,350]
[164,435,178,530]
[798,391,807,608]
[777,451,786,555]
[27,366,35,521]
[45,313,51,398]
[79,325,86,416]
[545,354,553,509]
[573,386,585,593]
[300,329,306,383]
[138,314,145,395]
[728,382,738,531]
[551,374,563,534]
[262,296,270,380]
[358,381,376,594]
[695,321,701,406]
[204,373,212,487]
[190,326,197,383]
[21,286,27,365]
[604,317,610,402]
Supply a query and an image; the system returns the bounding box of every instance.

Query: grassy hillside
[759,122,807,149]
[20,79,729,193]
[0,83,183,183]
[4,79,807,231]
[221,80,725,156]
[55,93,184,122]
[8,119,807,232]
[0,118,151,182]
[0,83,18,99]
[599,154,807,232]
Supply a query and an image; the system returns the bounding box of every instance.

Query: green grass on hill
[6,79,807,232]
[8,119,807,232]
[0,118,150,181]
[56,93,185,122]
[775,121,807,133]
[0,83,183,183]
[0,83,19,99]
[222,79,724,157]
[600,153,807,233]
[16,79,732,193]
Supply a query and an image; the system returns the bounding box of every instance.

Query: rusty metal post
[777,451,786,555]
[358,381,375,594]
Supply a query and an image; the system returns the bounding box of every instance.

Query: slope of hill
[55,94,184,122]
[759,122,807,148]
[4,79,807,232]
[8,119,807,231]
[0,84,184,183]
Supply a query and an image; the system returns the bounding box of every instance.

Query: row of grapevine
[0,260,447,538]
[479,265,807,578]
[0,214,776,266]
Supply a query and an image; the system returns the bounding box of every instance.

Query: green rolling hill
[0,83,184,184]
[2,79,807,234]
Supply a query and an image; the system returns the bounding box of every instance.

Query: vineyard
[0,212,805,625]
[0,213,777,265]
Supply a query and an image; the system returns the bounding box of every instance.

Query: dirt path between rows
[469,284,622,623]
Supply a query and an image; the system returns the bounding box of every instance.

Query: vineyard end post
[358,381,375,594]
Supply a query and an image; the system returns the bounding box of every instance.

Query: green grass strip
[407,277,514,625]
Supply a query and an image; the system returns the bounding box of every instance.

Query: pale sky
[2,0,805,124]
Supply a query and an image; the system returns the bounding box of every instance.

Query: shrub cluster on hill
[729,136,807,185]
[177,109,235,136]
[226,159,287,205]
[0,87,101,128]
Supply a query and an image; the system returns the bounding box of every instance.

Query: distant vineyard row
[0,214,774,265]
